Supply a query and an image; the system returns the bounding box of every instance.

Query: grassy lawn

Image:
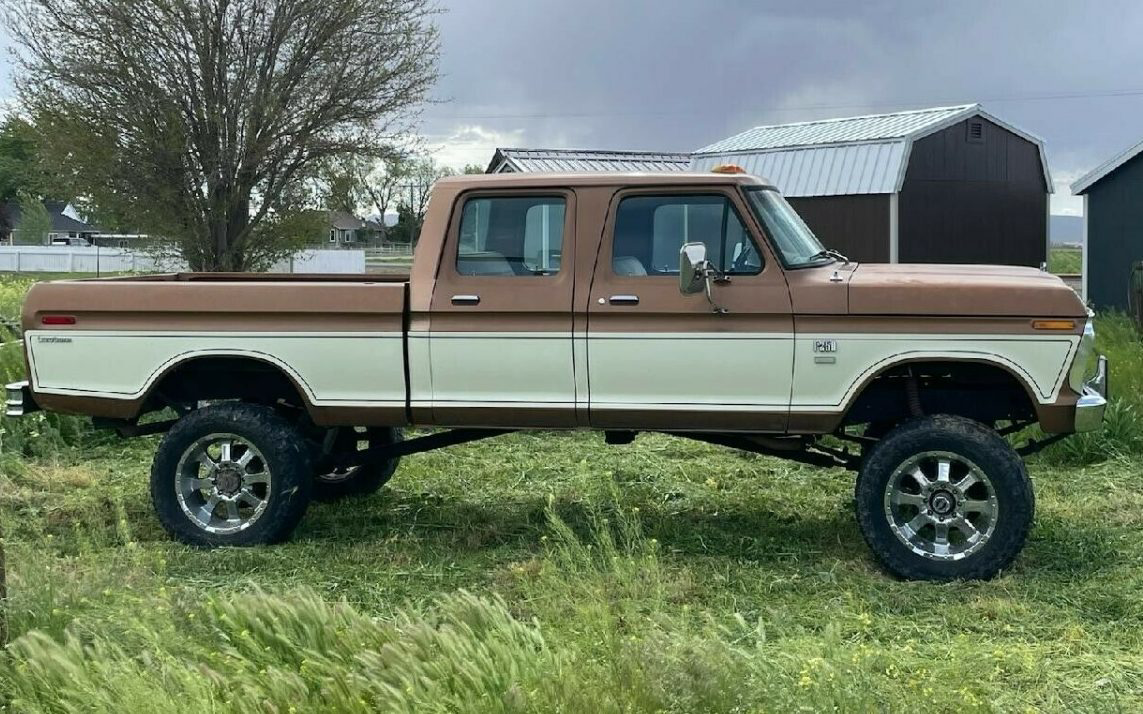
[1050,247,1082,275]
[2,275,1143,711]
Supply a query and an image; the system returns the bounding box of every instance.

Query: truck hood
[847,263,1087,317]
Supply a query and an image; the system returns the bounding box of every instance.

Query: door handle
[451,294,480,305]
[608,295,640,305]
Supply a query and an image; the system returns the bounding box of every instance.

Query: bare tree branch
[2,0,439,270]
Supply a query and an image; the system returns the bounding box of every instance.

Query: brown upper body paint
[18,172,1090,435]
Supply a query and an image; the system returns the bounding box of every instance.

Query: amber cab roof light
[710,164,747,175]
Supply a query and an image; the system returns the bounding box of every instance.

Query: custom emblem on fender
[36,336,73,344]
[813,339,838,353]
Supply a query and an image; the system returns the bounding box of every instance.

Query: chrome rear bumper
[5,381,38,418]
[1074,356,1108,433]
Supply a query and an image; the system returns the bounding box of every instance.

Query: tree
[0,116,58,202]
[3,0,439,271]
[12,191,51,245]
[0,116,66,238]
[389,156,451,245]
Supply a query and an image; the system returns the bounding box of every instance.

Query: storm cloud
[424,0,1143,214]
[3,1,1139,214]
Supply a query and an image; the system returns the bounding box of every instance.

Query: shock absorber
[905,367,924,418]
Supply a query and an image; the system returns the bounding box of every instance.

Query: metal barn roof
[1071,138,1143,194]
[692,104,1052,197]
[488,148,692,174]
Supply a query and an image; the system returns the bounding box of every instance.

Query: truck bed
[21,274,411,423]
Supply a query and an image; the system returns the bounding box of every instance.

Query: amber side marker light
[1031,319,1076,330]
[710,164,747,174]
[41,315,77,326]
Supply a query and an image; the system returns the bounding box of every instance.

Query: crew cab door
[586,187,794,431]
[427,189,577,427]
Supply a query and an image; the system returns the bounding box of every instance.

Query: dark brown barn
[691,104,1052,266]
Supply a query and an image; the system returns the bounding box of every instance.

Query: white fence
[0,247,365,274]
[367,243,413,257]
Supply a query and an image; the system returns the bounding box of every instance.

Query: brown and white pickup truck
[7,170,1108,580]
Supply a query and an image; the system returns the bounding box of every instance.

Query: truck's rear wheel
[855,415,1034,581]
[150,403,313,546]
[313,427,403,502]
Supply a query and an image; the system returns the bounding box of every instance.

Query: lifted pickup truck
[8,170,1108,580]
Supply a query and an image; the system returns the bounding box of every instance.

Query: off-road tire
[312,427,403,503]
[151,403,313,546]
[855,415,1034,581]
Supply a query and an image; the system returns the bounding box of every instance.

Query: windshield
[744,187,830,268]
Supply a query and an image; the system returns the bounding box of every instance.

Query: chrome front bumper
[5,380,38,418]
[1074,356,1108,433]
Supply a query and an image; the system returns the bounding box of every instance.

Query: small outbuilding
[691,104,1053,265]
[1070,139,1143,310]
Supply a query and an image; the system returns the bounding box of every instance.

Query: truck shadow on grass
[27,478,1121,589]
[296,489,1121,582]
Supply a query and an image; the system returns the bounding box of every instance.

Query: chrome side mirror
[679,242,708,295]
[678,242,728,314]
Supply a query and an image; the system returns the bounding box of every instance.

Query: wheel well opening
[842,361,1037,430]
[144,356,309,414]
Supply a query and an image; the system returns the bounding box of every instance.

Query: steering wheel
[732,246,759,273]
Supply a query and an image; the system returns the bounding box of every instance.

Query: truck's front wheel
[150,403,313,546]
[855,415,1034,581]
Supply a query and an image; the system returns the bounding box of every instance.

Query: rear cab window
[457,196,566,276]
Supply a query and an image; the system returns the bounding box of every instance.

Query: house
[691,104,1053,266]
[326,210,383,247]
[1070,138,1143,310]
[1,200,100,245]
[487,148,692,173]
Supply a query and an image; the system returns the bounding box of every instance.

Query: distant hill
[1050,215,1083,246]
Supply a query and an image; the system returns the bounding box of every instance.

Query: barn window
[967,120,985,144]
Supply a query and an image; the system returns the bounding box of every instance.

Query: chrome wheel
[175,433,272,535]
[883,450,998,562]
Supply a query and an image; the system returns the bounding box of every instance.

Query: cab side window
[612,194,762,276]
[457,196,566,276]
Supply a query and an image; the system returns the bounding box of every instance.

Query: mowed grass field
[1050,247,1083,275]
[2,274,1143,712]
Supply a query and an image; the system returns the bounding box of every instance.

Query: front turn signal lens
[1032,319,1076,330]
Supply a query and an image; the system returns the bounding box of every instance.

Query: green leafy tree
[0,116,66,239]
[12,191,51,245]
[0,117,53,201]
[4,0,439,270]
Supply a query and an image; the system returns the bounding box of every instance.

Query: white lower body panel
[26,331,406,407]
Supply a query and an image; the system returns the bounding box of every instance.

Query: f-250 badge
[813,339,838,353]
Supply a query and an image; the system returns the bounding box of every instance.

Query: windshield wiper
[805,249,850,265]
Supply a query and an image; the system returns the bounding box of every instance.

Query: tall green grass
[1038,313,1143,465]
[0,502,1009,713]
[0,277,94,461]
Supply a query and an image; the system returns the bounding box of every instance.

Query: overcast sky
[417,0,1143,216]
[6,1,1143,215]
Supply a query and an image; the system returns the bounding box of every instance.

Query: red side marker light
[41,315,77,326]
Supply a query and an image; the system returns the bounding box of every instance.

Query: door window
[612,194,762,276]
[457,196,566,275]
